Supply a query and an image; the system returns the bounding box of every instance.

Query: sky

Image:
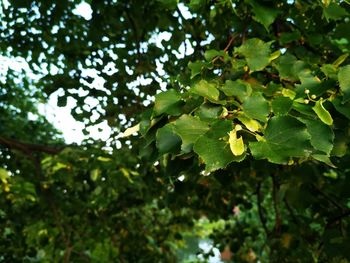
[1,1,200,145]
[38,2,199,144]
[1,1,223,261]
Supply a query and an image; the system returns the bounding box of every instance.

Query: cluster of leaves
[141,0,350,261]
[149,37,349,170]
[1,0,350,262]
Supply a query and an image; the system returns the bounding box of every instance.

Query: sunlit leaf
[193,121,245,171]
[312,99,333,125]
[190,80,220,102]
[121,123,140,138]
[228,130,245,156]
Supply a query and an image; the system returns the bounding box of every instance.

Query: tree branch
[312,184,344,210]
[211,34,237,64]
[327,210,350,227]
[0,136,64,155]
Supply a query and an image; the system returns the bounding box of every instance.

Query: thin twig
[327,210,350,227]
[211,34,237,64]
[223,35,235,52]
[312,184,344,210]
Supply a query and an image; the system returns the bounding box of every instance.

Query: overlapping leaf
[242,93,270,122]
[190,80,220,102]
[235,38,272,71]
[249,116,312,164]
[154,89,183,116]
[246,0,280,31]
[172,115,209,152]
[193,120,245,171]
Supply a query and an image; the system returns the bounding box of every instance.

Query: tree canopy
[1,0,350,262]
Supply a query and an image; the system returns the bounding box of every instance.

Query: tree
[1,0,350,262]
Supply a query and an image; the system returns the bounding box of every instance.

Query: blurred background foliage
[1,0,350,262]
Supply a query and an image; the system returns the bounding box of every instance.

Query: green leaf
[235,38,272,71]
[156,124,182,154]
[301,119,334,155]
[188,61,211,78]
[321,64,337,79]
[173,115,209,152]
[249,116,312,164]
[331,131,349,157]
[274,54,309,81]
[189,0,204,10]
[242,93,270,122]
[158,0,178,10]
[246,0,280,31]
[332,97,350,119]
[271,96,293,116]
[154,89,182,116]
[338,65,350,102]
[193,120,245,171]
[219,80,252,100]
[312,154,336,168]
[190,80,220,102]
[196,103,222,121]
[279,31,301,44]
[296,76,323,96]
[312,99,333,125]
[323,3,348,21]
[204,49,229,62]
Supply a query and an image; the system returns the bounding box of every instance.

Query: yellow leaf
[239,116,261,132]
[0,168,9,183]
[4,184,10,192]
[229,131,245,156]
[332,53,349,68]
[269,50,281,62]
[120,167,134,183]
[90,169,101,181]
[322,0,331,7]
[282,88,296,99]
[120,123,140,138]
[281,233,293,248]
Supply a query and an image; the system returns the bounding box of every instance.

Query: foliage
[1,0,350,262]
